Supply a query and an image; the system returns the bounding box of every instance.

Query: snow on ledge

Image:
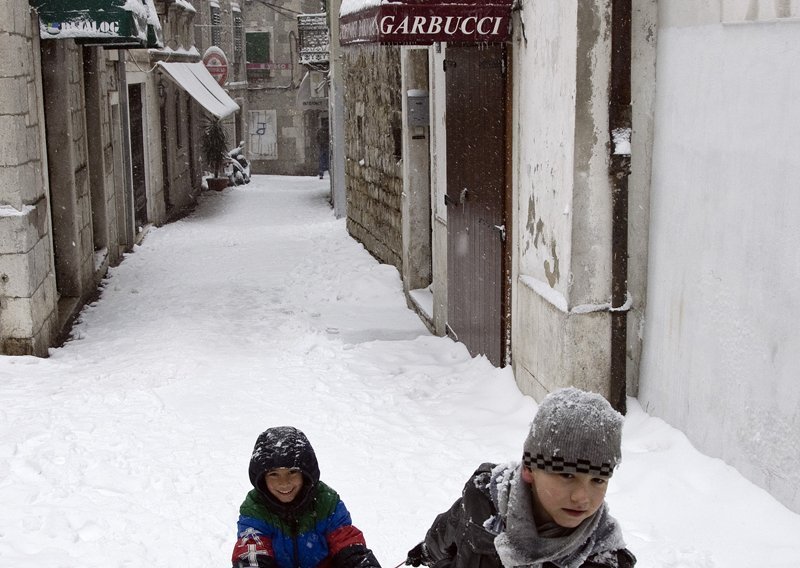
[0,204,35,218]
[519,275,632,314]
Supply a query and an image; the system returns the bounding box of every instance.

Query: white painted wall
[514,1,579,295]
[511,1,618,400]
[639,4,800,513]
[428,44,448,336]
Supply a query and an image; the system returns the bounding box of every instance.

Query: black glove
[405,542,430,567]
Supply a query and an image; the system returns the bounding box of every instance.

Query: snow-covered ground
[1,176,798,568]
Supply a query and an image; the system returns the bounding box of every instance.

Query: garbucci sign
[340,2,512,46]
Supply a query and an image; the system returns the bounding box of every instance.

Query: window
[210,2,221,46]
[233,8,244,76]
[246,31,271,80]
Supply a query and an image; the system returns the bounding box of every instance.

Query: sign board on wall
[203,46,230,86]
[30,0,152,47]
[339,0,512,46]
[248,110,278,159]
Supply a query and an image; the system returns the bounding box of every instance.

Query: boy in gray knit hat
[405,387,635,568]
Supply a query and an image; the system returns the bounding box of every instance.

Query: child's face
[264,468,304,503]
[522,466,608,529]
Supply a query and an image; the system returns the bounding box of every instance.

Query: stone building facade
[0,3,55,355]
[243,0,327,176]
[341,44,403,270]
[0,0,238,355]
[192,0,248,151]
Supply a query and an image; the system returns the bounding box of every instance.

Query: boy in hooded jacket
[232,426,381,568]
[405,388,636,568]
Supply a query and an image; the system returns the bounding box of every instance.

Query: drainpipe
[609,0,631,414]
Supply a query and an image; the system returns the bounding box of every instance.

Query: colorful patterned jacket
[232,482,377,568]
[232,427,380,568]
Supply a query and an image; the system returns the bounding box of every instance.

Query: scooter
[225,141,251,185]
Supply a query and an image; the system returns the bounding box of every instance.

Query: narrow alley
[1,176,799,567]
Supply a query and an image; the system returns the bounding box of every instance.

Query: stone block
[32,262,57,329]
[0,294,34,336]
[0,164,26,209]
[26,124,41,165]
[0,114,27,167]
[0,33,31,77]
[0,202,38,254]
[19,160,44,206]
[0,249,36,297]
[0,76,27,114]
[26,78,39,128]
[31,234,52,289]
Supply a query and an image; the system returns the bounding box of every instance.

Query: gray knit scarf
[489,463,627,568]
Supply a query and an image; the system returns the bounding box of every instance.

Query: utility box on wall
[406,89,429,127]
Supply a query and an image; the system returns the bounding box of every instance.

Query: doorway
[445,44,509,366]
[128,83,148,229]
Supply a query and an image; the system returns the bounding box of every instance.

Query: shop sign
[30,0,149,47]
[203,47,229,86]
[246,62,292,70]
[340,1,512,46]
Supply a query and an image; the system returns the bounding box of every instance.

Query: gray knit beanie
[523,387,623,477]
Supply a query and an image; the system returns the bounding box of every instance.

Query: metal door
[445,44,508,366]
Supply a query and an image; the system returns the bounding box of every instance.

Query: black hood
[248,426,320,513]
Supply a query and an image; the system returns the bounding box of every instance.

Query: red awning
[339,0,513,46]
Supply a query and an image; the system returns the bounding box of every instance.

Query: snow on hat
[523,387,623,477]
[249,426,320,509]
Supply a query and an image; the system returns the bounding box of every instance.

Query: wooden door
[445,44,508,366]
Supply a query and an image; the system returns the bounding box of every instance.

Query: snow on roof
[340,0,384,18]
[174,0,196,14]
[157,62,240,118]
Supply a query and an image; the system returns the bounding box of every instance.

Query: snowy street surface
[1,176,798,567]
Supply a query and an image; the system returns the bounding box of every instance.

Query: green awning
[30,0,153,48]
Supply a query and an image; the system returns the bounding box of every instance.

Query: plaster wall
[511,1,615,399]
[626,0,658,394]
[428,45,447,336]
[639,4,800,513]
[400,47,431,294]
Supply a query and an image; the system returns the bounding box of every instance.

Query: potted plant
[202,116,230,191]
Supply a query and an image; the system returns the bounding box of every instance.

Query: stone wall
[41,41,95,299]
[342,44,403,270]
[0,5,57,355]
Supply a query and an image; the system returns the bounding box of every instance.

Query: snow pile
[1,176,799,568]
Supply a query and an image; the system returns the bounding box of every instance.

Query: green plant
[201,117,229,178]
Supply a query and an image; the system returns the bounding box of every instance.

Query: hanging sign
[30,0,150,47]
[203,46,230,86]
[340,0,512,46]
